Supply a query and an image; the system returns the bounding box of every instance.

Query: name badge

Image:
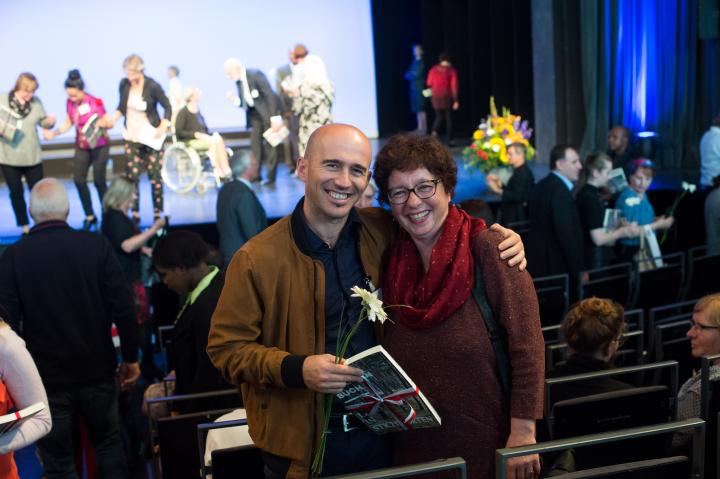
[251,89,259,99]
[78,103,91,115]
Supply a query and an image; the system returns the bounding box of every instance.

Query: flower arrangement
[659,181,696,245]
[311,286,389,476]
[463,97,535,174]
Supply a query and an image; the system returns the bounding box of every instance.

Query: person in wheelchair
[174,87,232,179]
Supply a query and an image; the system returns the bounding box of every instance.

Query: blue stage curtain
[582,0,698,168]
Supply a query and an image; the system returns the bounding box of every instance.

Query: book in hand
[0,401,45,434]
[603,208,622,231]
[0,104,21,142]
[263,125,289,148]
[81,113,105,149]
[336,345,441,435]
[607,168,628,193]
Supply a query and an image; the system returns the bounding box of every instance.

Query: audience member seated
[174,87,232,179]
[614,159,674,263]
[0,314,52,479]
[548,298,633,404]
[607,125,636,172]
[102,177,166,381]
[152,231,235,414]
[705,175,720,255]
[576,153,639,269]
[355,178,377,208]
[485,142,534,225]
[672,293,720,449]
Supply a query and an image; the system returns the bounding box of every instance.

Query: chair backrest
[685,246,720,301]
[648,299,696,348]
[700,355,720,479]
[495,418,705,479]
[631,253,685,311]
[550,386,672,468]
[544,360,679,418]
[623,308,644,332]
[534,274,570,327]
[544,456,690,478]
[542,324,563,345]
[578,262,633,307]
[333,457,467,479]
[653,320,698,383]
[158,409,232,479]
[211,445,264,479]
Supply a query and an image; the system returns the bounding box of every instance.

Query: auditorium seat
[652,319,698,383]
[211,445,264,479]
[631,253,685,311]
[534,274,570,327]
[545,456,690,478]
[684,246,720,301]
[578,262,633,307]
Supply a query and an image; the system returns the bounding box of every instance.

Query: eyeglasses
[387,179,442,205]
[690,320,719,331]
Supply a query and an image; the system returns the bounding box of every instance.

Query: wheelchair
[161,133,232,194]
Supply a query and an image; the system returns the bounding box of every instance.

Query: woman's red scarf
[384,205,486,329]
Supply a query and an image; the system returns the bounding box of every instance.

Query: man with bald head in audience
[0,178,139,478]
[208,124,527,478]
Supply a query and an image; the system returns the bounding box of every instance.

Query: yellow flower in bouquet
[463,97,535,174]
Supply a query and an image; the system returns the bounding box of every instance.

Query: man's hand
[117,362,140,391]
[490,223,527,271]
[302,354,363,394]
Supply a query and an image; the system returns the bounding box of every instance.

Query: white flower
[486,128,496,136]
[681,181,697,193]
[482,142,491,149]
[350,286,388,324]
[625,197,641,207]
[505,138,512,145]
[491,144,500,153]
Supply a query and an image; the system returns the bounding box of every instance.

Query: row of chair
[534,244,720,327]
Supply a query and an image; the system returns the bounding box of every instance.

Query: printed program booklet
[81,113,105,149]
[336,345,441,434]
[0,401,45,434]
[0,105,21,142]
[607,167,629,193]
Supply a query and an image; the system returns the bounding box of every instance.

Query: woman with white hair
[110,54,172,223]
[285,54,334,156]
[174,87,231,179]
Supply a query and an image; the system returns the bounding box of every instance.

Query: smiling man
[207,124,526,478]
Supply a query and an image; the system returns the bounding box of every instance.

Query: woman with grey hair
[102,177,165,379]
[110,54,172,223]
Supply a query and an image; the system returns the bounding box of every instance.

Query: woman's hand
[42,129,56,141]
[486,174,503,194]
[505,418,541,479]
[42,115,57,129]
[491,223,527,271]
[654,215,674,231]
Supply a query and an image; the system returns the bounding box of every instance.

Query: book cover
[81,113,105,149]
[0,401,45,434]
[603,208,621,231]
[337,345,441,434]
[262,126,289,148]
[607,168,628,193]
[0,104,21,142]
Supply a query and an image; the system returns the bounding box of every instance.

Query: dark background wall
[371,0,534,138]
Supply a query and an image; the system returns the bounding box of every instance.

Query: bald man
[0,178,139,478]
[607,125,635,171]
[208,125,525,478]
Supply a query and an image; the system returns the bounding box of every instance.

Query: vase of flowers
[463,97,535,184]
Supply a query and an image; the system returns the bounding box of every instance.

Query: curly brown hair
[373,134,457,205]
[561,297,626,356]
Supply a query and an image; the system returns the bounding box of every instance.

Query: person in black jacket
[486,142,535,225]
[224,58,282,185]
[110,54,172,222]
[0,178,138,478]
[527,145,585,293]
[152,230,234,414]
[216,152,267,268]
[548,297,633,404]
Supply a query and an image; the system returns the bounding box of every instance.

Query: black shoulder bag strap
[471,259,512,397]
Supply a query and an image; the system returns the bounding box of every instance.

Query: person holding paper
[0,315,52,479]
[110,54,172,223]
[175,87,232,179]
[373,134,544,479]
[576,153,639,269]
[207,125,527,478]
[614,158,674,263]
[0,72,56,234]
[224,58,282,186]
[45,70,113,231]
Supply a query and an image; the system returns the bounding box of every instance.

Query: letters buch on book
[336,345,441,434]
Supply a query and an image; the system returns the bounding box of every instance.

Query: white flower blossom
[486,128,495,136]
[625,197,641,207]
[681,181,697,193]
[491,144,500,153]
[350,286,388,324]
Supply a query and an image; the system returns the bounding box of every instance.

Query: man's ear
[296,156,308,181]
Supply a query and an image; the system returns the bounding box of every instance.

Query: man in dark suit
[225,58,283,185]
[527,145,584,286]
[0,178,139,478]
[486,142,535,225]
[216,151,268,268]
